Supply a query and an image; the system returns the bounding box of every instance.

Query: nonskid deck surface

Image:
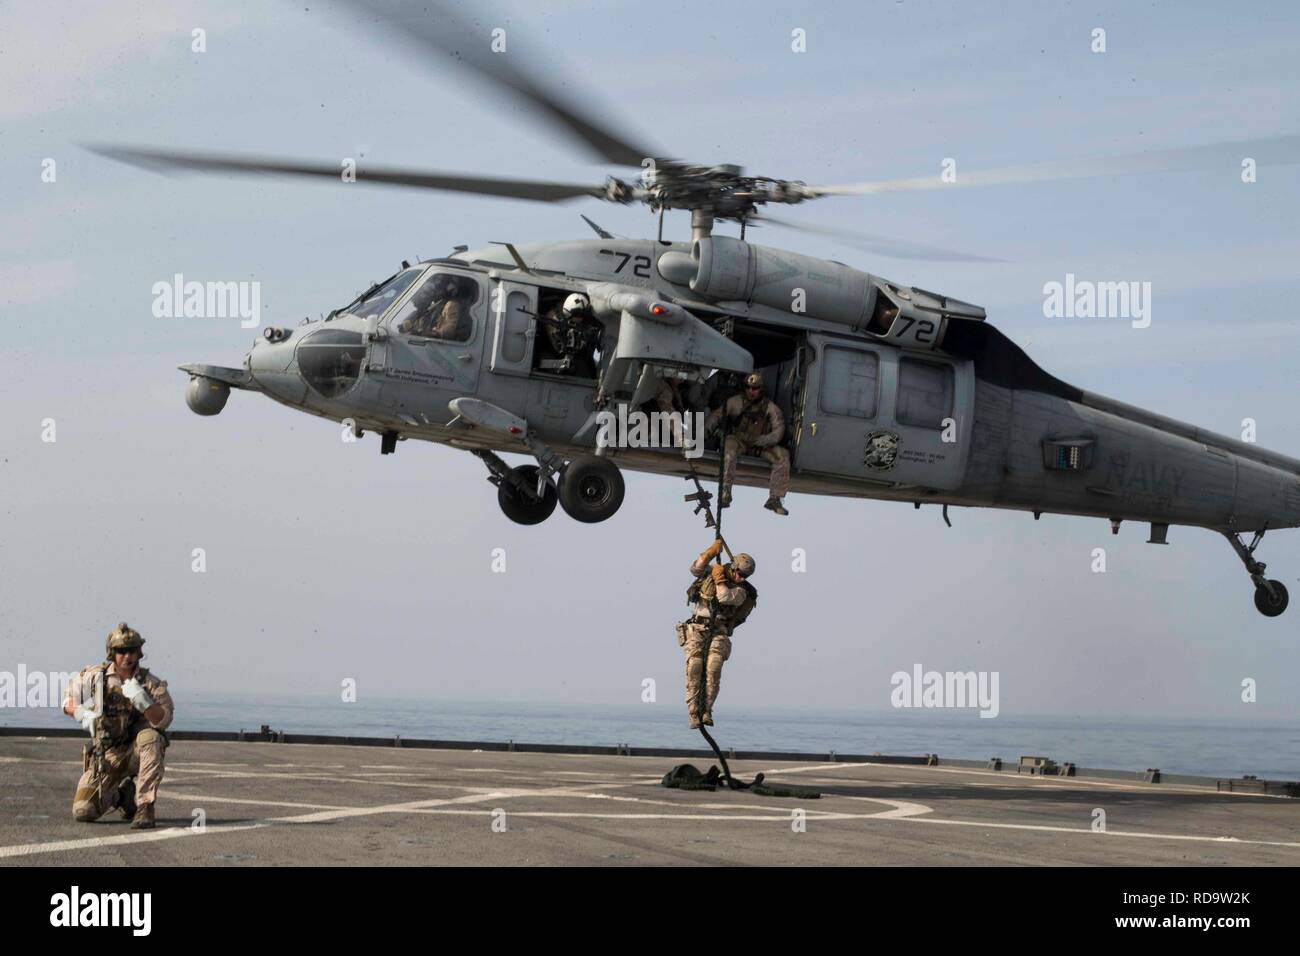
[1,736,1296,866]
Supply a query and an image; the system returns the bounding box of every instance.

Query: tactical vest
[92,662,145,751]
[687,576,758,633]
[729,398,771,444]
[433,300,464,336]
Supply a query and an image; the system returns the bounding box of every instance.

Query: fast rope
[670,422,820,799]
[697,724,761,790]
[686,417,748,783]
[682,412,732,558]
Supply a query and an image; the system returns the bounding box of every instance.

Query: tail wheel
[558,456,625,523]
[1253,580,1289,617]
[497,465,557,525]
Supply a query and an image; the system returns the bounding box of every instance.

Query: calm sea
[5,693,1297,779]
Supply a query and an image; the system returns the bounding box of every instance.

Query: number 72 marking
[599,249,651,279]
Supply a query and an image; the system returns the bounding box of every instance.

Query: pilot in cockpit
[399,276,472,342]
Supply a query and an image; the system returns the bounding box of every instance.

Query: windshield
[337,267,425,320]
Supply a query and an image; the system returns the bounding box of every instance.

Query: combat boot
[688,714,702,730]
[130,803,155,830]
[701,711,714,726]
[719,489,732,508]
[117,779,137,822]
[764,496,788,515]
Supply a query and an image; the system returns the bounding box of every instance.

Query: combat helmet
[412,275,451,310]
[731,553,756,577]
[105,622,145,659]
[562,292,591,318]
[743,372,764,389]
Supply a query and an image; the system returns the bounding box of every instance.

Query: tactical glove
[699,539,724,564]
[73,704,97,735]
[710,564,730,587]
[120,677,154,714]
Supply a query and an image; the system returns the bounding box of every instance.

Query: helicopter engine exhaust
[661,236,986,352]
[186,375,230,416]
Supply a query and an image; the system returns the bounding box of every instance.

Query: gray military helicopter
[93,1,1300,615]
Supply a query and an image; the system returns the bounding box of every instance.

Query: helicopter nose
[250,327,298,372]
[247,328,308,403]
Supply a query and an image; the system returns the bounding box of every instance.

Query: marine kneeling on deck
[62,623,174,829]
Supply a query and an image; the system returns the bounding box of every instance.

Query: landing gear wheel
[558,456,625,523]
[496,465,557,525]
[1253,580,1289,617]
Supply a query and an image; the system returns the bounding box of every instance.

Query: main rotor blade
[86,145,608,203]
[805,134,1300,197]
[339,0,657,167]
[756,214,1002,263]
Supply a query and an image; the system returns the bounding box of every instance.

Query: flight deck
[1,734,1296,866]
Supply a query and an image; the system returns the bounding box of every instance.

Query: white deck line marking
[5,752,1284,800]
[748,761,1292,799]
[264,782,635,824]
[0,783,637,857]
[401,797,932,820]
[152,781,1300,849]
[892,814,1300,849]
[162,767,470,790]
[8,776,1297,854]
[411,811,878,821]
[152,794,354,811]
[0,822,270,858]
[156,788,928,823]
[449,769,534,775]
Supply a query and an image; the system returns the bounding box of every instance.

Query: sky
[2,0,1299,728]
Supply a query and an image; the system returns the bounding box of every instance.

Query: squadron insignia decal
[864,430,901,471]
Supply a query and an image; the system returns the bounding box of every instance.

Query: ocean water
[6,693,1297,780]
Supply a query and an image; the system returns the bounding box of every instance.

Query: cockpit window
[390,272,479,343]
[298,328,366,398]
[338,268,424,320]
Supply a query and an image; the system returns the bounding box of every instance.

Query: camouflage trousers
[678,623,732,722]
[73,728,166,822]
[722,436,790,499]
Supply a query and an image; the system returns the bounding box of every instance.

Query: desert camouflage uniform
[655,378,690,449]
[64,663,174,821]
[678,547,758,725]
[430,298,471,341]
[708,393,790,499]
[399,297,471,341]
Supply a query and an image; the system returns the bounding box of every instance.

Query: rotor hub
[631,160,809,223]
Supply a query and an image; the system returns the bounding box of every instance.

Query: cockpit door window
[389,272,479,344]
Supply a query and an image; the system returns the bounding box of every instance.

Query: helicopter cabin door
[797,335,973,490]
[370,267,484,425]
[487,280,538,377]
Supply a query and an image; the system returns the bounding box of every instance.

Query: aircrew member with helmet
[539,292,601,378]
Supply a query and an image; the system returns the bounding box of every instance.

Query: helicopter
[90,0,1300,616]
